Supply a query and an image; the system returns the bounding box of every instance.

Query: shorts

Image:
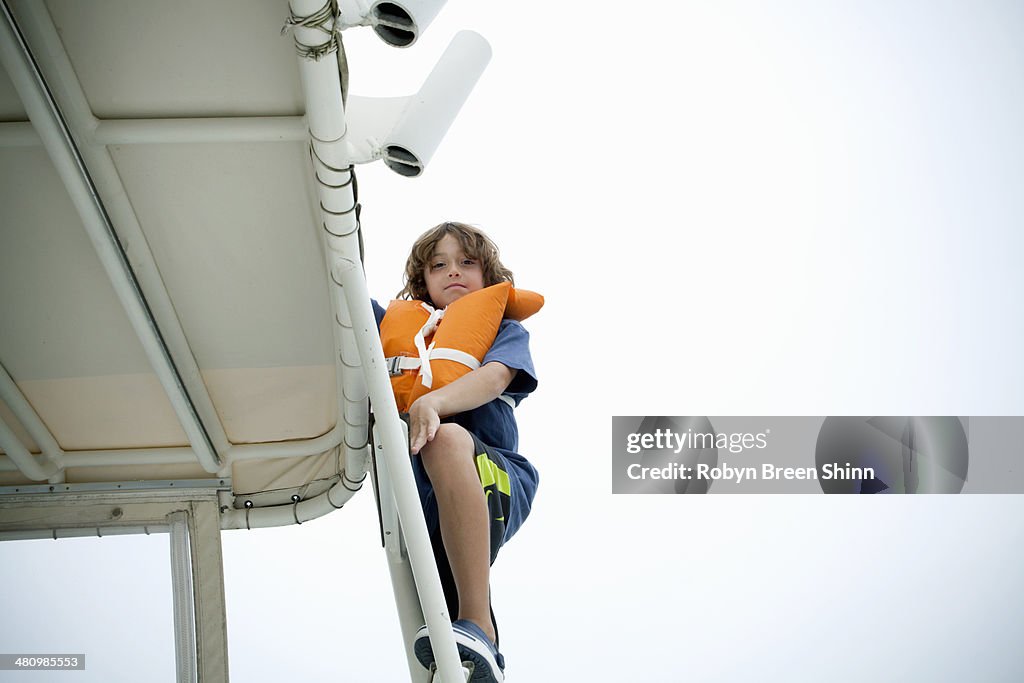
[413,431,530,562]
[410,430,538,620]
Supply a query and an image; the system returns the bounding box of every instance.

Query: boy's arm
[407,361,517,454]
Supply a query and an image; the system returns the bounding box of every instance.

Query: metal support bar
[0,464,363,538]
[1,0,230,473]
[0,487,221,536]
[0,103,381,163]
[169,511,198,683]
[0,116,308,146]
[0,418,56,482]
[94,116,308,144]
[218,467,365,530]
[188,499,229,683]
[0,362,64,476]
[0,524,168,541]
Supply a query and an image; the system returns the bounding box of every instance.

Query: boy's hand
[405,362,515,454]
[408,395,442,455]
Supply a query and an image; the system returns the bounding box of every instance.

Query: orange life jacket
[380,282,543,412]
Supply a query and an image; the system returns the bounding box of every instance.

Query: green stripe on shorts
[475,453,511,497]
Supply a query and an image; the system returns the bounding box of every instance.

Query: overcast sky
[3,1,1024,681]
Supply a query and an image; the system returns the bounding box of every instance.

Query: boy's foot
[413,619,506,682]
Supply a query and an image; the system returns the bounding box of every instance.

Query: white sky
[3,1,1024,681]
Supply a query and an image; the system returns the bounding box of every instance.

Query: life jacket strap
[386,354,517,411]
[386,355,419,376]
[384,348,482,383]
[412,305,443,388]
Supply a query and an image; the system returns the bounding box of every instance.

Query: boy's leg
[418,423,495,643]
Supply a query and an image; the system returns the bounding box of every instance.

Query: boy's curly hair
[398,221,514,305]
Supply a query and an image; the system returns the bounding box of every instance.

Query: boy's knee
[419,424,475,472]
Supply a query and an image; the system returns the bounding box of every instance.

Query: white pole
[333,257,466,683]
[168,511,198,683]
[0,363,64,478]
[94,116,308,145]
[0,418,56,482]
[286,1,464,679]
[218,469,365,530]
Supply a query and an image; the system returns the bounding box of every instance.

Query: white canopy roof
[1,0,371,525]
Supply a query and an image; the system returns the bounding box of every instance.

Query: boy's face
[424,233,485,308]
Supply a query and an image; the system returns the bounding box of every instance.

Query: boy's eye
[461,259,476,266]
[431,262,446,270]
